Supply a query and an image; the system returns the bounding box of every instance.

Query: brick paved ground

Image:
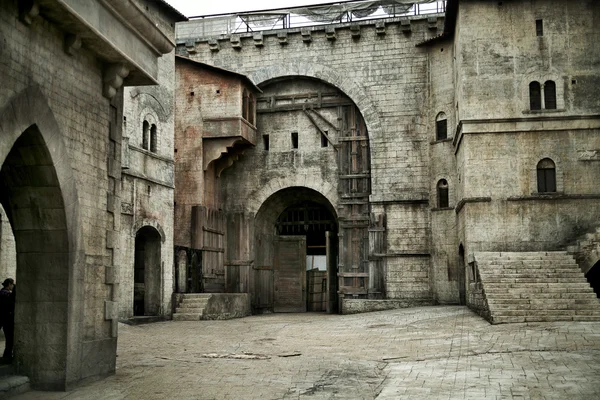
[10,306,600,399]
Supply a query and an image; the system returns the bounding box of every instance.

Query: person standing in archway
[0,278,15,363]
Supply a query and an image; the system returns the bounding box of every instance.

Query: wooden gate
[274,236,306,312]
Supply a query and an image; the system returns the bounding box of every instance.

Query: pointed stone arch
[0,85,86,389]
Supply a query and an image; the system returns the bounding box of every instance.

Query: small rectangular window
[321,131,328,148]
[263,134,269,151]
[536,19,543,36]
[436,119,447,141]
[291,132,298,149]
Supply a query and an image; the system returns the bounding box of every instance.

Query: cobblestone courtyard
[11,306,600,399]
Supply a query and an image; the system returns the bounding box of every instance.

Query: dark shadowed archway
[134,226,162,316]
[0,126,70,388]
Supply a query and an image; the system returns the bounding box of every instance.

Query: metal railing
[177,1,446,40]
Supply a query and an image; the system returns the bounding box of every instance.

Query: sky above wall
[165,0,372,17]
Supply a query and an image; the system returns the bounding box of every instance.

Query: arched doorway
[0,125,71,386]
[254,188,338,313]
[585,260,600,298]
[134,226,162,316]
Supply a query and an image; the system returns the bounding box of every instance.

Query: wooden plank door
[326,231,338,314]
[274,236,306,312]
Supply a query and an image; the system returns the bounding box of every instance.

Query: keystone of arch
[248,62,383,145]
[247,175,338,216]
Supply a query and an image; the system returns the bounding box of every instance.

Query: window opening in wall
[437,179,449,208]
[291,131,299,149]
[536,19,543,36]
[142,120,149,150]
[150,124,157,153]
[248,93,255,126]
[242,89,248,121]
[529,81,541,110]
[537,158,556,193]
[321,131,328,148]
[544,80,556,109]
[147,185,152,195]
[263,134,269,151]
[436,113,447,141]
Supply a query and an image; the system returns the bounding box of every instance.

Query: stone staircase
[172,293,212,321]
[473,252,600,324]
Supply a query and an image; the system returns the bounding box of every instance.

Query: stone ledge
[341,299,433,314]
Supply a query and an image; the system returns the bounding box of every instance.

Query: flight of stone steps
[473,252,600,324]
[172,293,212,321]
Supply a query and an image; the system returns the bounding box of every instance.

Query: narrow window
[536,19,543,36]
[544,80,556,109]
[437,179,449,208]
[263,134,269,151]
[150,124,157,153]
[242,89,248,121]
[291,131,298,149]
[529,81,541,110]
[436,113,447,141]
[248,93,255,125]
[537,158,556,193]
[142,120,149,150]
[321,131,328,148]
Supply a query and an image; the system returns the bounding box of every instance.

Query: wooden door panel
[274,236,306,312]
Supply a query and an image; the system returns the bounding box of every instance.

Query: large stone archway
[0,86,85,390]
[248,61,383,156]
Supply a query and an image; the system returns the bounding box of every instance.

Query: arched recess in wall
[254,187,339,313]
[248,62,383,157]
[0,85,85,390]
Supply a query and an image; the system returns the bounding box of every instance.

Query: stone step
[479,270,585,280]
[488,302,599,311]
[479,268,582,274]
[487,292,596,300]
[180,294,213,299]
[172,313,202,321]
[176,307,205,314]
[0,375,30,398]
[481,262,577,267]
[492,309,600,317]
[482,277,587,284]
[180,298,209,305]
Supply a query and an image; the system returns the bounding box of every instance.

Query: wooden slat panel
[274,236,306,312]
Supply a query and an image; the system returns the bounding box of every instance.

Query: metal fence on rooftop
[176,1,446,40]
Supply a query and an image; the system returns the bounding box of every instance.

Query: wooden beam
[302,109,337,148]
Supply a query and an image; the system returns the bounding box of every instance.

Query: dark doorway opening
[134,226,162,316]
[0,126,70,388]
[458,244,466,305]
[585,261,600,298]
[275,201,337,312]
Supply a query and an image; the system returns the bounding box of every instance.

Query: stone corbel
[64,33,81,56]
[103,63,129,99]
[19,0,39,25]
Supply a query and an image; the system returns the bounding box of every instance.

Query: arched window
[435,112,447,141]
[537,158,556,193]
[142,120,149,150]
[544,80,556,109]
[529,81,541,110]
[437,179,449,208]
[150,124,157,153]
